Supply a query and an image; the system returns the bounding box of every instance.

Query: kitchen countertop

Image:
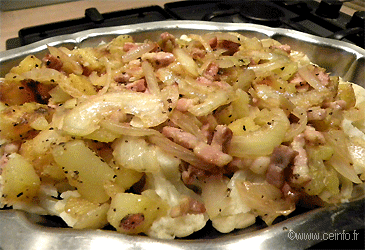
[0,0,363,52]
[0,0,175,52]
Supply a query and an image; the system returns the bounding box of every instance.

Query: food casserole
[0,20,364,250]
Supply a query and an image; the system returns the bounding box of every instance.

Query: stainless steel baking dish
[0,20,364,250]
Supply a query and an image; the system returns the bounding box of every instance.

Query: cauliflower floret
[210,170,256,233]
[149,147,201,206]
[144,146,208,239]
[0,179,59,215]
[342,118,365,176]
[54,190,81,227]
[147,213,207,239]
[211,213,256,234]
[37,184,62,216]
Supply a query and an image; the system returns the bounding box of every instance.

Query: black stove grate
[164,0,364,48]
[5,0,365,50]
[6,5,174,50]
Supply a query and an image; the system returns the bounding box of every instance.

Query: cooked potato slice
[1,153,41,204]
[63,196,110,229]
[10,55,42,75]
[52,140,115,203]
[107,192,168,234]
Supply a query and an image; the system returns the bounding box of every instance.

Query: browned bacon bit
[290,73,309,92]
[200,114,219,143]
[281,182,301,204]
[313,66,330,86]
[142,52,175,68]
[210,125,233,153]
[162,126,232,167]
[175,98,195,112]
[266,145,297,189]
[114,72,131,84]
[181,165,207,186]
[203,62,219,80]
[190,48,206,59]
[307,108,327,121]
[162,127,199,149]
[159,32,177,52]
[271,44,291,54]
[119,213,145,231]
[42,54,63,71]
[123,42,139,52]
[220,40,240,55]
[208,37,218,49]
[303,126,325,145]
[193,142,233,167]
[170,196,206,218]
[323,100,347,110]
[125,79,147,92]
[290,134,311,185]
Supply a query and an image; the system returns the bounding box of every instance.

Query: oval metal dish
[0,20,364,250]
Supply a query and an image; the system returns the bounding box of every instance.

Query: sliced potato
[64,196,110,229]
[10,55,42,75]
[1,153,41,204]
[52,140,115,203]
[107,192,168,234]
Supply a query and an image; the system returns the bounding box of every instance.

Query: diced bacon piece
[0,154,8,175]
[3,142,20,154]
[272,44,291,54]
[159,32,176,51]
[114,73,131,84]
[42,54,63,71]
[123,42,139,52]
[141,52,175,67]
[196,77,231,90]
[162,126,232,167]
[290,134,311,185]
[266,145,297,188]
[210,125,233,153]
[119,213,145,231]
[307,108,327,121]
[125,79,146,92]
[323,100,347,110]
[290,73,309,92]
[208,37,218,49]
[196,76,213,86]
[175,98,196,112]
[303,126,325,145]
[203,62,219,80]
[190,48,206,59]
[170,196,206,218]
[162,127,199,149]
[193,142,232,167]
[220,40,240,55]
[281,182,301,203]
[181,165,207,185]
[313,66,330,86]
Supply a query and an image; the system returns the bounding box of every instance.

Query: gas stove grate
[6,0,365,50]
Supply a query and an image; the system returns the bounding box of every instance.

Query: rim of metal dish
[1,20,364,60]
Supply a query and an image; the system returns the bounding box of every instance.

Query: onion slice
[62,92,168,136]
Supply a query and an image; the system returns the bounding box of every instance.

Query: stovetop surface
[5,0,365,50]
